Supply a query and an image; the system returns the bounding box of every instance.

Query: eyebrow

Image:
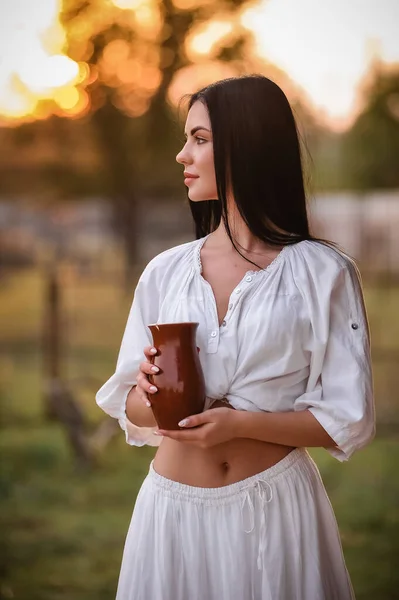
[183,126,211,138]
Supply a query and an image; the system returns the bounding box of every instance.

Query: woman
[96,75,375,600]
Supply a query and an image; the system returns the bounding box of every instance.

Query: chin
[188,190,216,203]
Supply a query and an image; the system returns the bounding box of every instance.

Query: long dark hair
[182,75,340,267]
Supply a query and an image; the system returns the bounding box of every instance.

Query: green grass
[1,267,399,599]
[1,407,155,600]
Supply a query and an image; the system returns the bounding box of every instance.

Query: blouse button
[211,331,218,337]
[351,323,359,330]
[245,276,253,282]
[221,320,227,327]
[235,288,241,294]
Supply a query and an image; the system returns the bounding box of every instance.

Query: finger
[156,428,204,443]
[139,394,151,408]
[140,360,160,376]
[144,346,158,359]
[178,411,213,428]
[134,381,151,406]
[137,371,158,395]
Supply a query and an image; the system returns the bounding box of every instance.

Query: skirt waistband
[148,447,309,505]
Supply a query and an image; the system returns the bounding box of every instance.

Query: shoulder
[139,237,201,285]
[288,239,363,298]
[289,239,359,278]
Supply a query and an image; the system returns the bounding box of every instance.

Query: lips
[184,177,197,186]
[184,172,199,187]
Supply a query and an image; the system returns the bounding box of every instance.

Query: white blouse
[96,235,375,461]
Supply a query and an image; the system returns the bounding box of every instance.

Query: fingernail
[153,431,163,436]
[150,348,157,354]
[149,385,158,393]
[146,401,151,407]
[151,366,159,373]
[178,418,189,427]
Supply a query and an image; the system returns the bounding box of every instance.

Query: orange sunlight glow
[112,0,143,8]
[0,0,87,122]
[1,0,398,127]
[187,20,234,59]
[110,0,162,38]
[240,0,399,130]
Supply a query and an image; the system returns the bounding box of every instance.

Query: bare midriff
[153,438,295,488]
[153,402,295,488]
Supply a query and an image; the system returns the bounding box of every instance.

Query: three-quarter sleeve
[294,252,375,461]
[95,276,161,447]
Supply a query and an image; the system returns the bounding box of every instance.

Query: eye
[195,137,206,144]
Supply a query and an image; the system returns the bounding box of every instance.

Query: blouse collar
[193,234,292,276]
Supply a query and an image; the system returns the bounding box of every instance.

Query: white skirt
[116,448,355,600]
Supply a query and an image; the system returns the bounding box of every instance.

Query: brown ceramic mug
[147,322,206,430]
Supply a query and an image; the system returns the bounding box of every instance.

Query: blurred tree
[60,0,258,278]
[341,63,399,190]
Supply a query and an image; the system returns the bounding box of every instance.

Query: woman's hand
[135,346,159,407]
[136,345,201,408]
[155,406,239,448]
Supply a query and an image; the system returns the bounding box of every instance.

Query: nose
[176,142,191,165]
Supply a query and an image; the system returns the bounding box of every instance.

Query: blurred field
[1,266,399,600]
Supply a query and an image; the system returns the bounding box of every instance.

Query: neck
[210,207,273,255]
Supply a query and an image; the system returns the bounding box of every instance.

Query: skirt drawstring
[240,478,273,570]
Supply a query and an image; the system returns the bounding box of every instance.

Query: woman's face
[176,101,217,202]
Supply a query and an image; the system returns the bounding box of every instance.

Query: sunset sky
[243,0,399,127]
[0,0,398,127]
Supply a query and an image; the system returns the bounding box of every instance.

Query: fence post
[42,264,93,469]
